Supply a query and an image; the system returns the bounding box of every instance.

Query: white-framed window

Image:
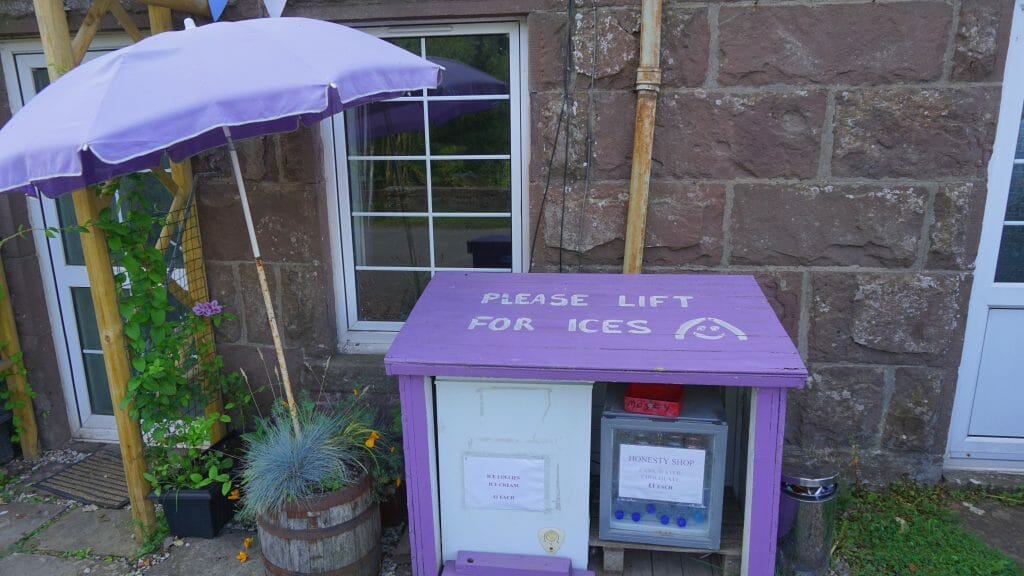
[324,21,528,351]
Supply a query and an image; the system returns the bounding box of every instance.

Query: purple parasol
[0,17,442,197]
[0,17,442,434]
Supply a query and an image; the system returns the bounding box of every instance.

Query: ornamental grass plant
[238,374,394,520]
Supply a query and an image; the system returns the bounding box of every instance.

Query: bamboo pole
[71,0,113,66]
[32,0,156,539]
[136,0,211,17]
[0,256,39,459]
[622,0,664,274]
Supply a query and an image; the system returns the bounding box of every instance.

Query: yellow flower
[395,477,402,488]
[365,431,381,448]
[227,488,240,501]
[352,388,359,396]
[236,551,249,563]
[390,446,396,453]
[243,537,253,549]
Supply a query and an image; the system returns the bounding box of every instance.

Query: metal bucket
[777,462,838,576]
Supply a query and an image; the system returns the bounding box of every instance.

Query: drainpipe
[622,0,664,274]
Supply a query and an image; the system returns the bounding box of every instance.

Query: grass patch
[834,482,1023,576]
[136,512,170,558]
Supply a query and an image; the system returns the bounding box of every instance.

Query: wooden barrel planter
[257,474,381,576]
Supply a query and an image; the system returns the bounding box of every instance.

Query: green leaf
[124,323,141,341]
[221,482,232,497]
[150,308,166,326]
[131,357,146,373]
[189,473,203,484]
[107,236,122,251]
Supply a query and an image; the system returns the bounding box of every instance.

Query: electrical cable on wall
[529,0,599,273]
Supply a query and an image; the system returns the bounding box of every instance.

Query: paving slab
[0,552,130,576]
[32,507,138,558]
[953,499,1024,569]
[145,529,262,576]
[0,502,66,550]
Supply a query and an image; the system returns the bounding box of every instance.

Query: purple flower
[192,300,223,317]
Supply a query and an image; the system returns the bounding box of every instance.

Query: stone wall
[0,0,1015,480]
[522,0,1013,483]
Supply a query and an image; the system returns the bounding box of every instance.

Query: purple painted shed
[386,272,807,576]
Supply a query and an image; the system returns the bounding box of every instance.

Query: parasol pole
[223,127,302,437]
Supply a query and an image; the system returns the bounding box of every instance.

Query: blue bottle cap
[631,512,642,522]
[676,517,687,528]
[693,511,705,523]
[614,510,624,520]
[660,515,670,525]
[645,503,656,514]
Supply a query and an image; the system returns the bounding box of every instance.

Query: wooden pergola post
[0,255,39,459]
[32,0,157,539]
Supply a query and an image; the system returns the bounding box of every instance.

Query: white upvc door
[2,40,125,441]
[946,0,1024,470]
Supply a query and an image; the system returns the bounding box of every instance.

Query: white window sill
[340,330,398,355]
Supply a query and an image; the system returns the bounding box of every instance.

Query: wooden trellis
[31,0,223,537]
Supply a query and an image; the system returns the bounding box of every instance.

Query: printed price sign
[464,456,546,511]
[618,444,706,504]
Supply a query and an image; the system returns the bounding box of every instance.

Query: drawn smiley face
[675,317,748,342]
[693,322,725,340]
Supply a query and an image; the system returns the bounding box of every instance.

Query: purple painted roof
[386,273,807,388]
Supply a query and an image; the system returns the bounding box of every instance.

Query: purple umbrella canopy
[0,17,443,197]
[0,17,443,435]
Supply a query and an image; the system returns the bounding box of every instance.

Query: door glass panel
[994,225,1024,283]
[1007,164,1024,221]
[71,288,114,416]
[995,102,1024,283]
[31,67,49,92]
[55,195,85,266]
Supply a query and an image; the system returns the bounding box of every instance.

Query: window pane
[425,35,510,95]
[71,287,114,416]
[1017,108,1023,158]
[356,270,431,322]
[346,101,425,157]
[434,217,512,269]
[349,160,427,212]
[995,225,1024,283]
[387,37,421,55]
[430,101,510,155]
[32,67,49,92]
[55,195,85,266]
[71,287,101,350]
[83,353,113,415]
[1006,164,1024,221]
[352,216,430,267]
[432,160,511,213]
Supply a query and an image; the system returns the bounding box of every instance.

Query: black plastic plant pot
[148,486,234,539]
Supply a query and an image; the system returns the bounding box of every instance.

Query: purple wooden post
[398,374,440,576]
[744,387,787,575]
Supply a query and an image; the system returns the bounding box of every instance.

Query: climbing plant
[95,175,247,496]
